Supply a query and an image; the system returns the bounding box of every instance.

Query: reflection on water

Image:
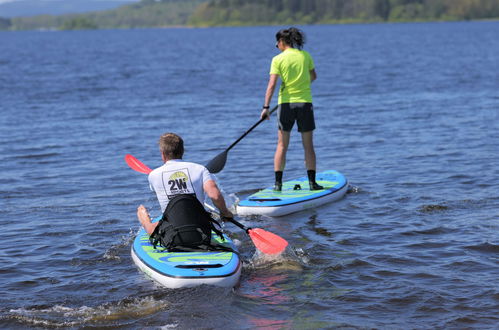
[244,273,292,305]
[248,317,291,329]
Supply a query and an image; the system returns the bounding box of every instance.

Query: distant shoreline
[2,0,499,31]
[1,18,498,32]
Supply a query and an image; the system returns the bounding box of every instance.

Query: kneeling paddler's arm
[203,179,233,218]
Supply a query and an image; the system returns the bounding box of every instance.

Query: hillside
[189,0,499,26]
[1,0,498,31]
[2,0,206,30]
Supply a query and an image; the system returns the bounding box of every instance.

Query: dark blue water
[1,22,498,328]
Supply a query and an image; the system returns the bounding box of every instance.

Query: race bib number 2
[161,168,195,198]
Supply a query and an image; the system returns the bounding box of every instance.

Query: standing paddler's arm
[310,69,317,82]
[203,179,233,218]
[261,74,279,120]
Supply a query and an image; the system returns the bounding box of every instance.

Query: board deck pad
[238,170,347,208]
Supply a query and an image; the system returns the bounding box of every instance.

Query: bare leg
[301,131,316,171]
[274,129,291,171]
[137,205,158,235]
[301,131,323,190]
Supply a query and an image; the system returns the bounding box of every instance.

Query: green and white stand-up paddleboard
[131,217,242,289]
[236,170,348,217]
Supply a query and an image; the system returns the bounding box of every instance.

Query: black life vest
[149,194,230,253]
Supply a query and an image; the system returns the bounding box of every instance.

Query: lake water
[0,21,498,328]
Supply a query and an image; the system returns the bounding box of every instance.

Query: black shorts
[277,103,315,132]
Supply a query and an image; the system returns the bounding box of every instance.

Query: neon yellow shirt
[270,48,314,104]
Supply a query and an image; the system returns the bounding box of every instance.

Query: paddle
[124,154,289,255]
[204,203,288,255]
[125,154,152,174]
[226,218,288,255]
[205,105,278,173]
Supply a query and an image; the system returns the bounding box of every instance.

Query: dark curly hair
[276,27,306,50]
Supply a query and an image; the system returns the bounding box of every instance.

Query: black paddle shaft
[206,203,252,233]
[225,105,278,152]
[222,217,251,233]
[205,105,278,173]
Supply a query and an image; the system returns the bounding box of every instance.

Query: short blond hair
[158,133,184,159]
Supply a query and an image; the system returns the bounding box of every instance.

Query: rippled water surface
[1,22,498,328]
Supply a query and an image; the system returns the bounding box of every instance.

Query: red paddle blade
[248,228,288,255]
[125,154,152,174]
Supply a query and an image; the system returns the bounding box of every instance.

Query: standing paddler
[260,27,324,192]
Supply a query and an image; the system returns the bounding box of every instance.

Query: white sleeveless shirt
[148,159,215,213]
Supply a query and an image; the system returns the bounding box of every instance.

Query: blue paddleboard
[236,170,348,217]
[131,217,241,288]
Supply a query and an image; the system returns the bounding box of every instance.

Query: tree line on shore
[190,0,499,25]
[1,0,498,31]
[1,0,204,30]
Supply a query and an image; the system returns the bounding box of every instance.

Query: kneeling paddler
[137,132,233,251]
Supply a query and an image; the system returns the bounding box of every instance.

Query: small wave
[347,184,361,194]
[416,305,450,314]
[447,174,471,180]
[445,259,484,270]
[418,198,495,213]
[401,226,453,236]
[103,228,136,261]
[374,269,404,277]
[418,204,450,213]
[68,229,136,266]
[342,258,372,268]
[409,272,440,279]
[96,218,121,225]
[445,316,480,327]
[453,198,496,210]
[324,263,346,271]
[405,241,448,249]
[386,292,424,305]
[13,152,61,160]
[464,242,499,254]
[7,296,171,328]
[312,226,333,237]
[335,238,358,246]
[245,247,309,271]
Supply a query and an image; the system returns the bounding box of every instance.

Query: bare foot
[137,205,157,234]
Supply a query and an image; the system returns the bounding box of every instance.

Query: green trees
[60,17,97,30]
[1,0,498,31]
[3,0,205,30]
[190,0,499,25]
